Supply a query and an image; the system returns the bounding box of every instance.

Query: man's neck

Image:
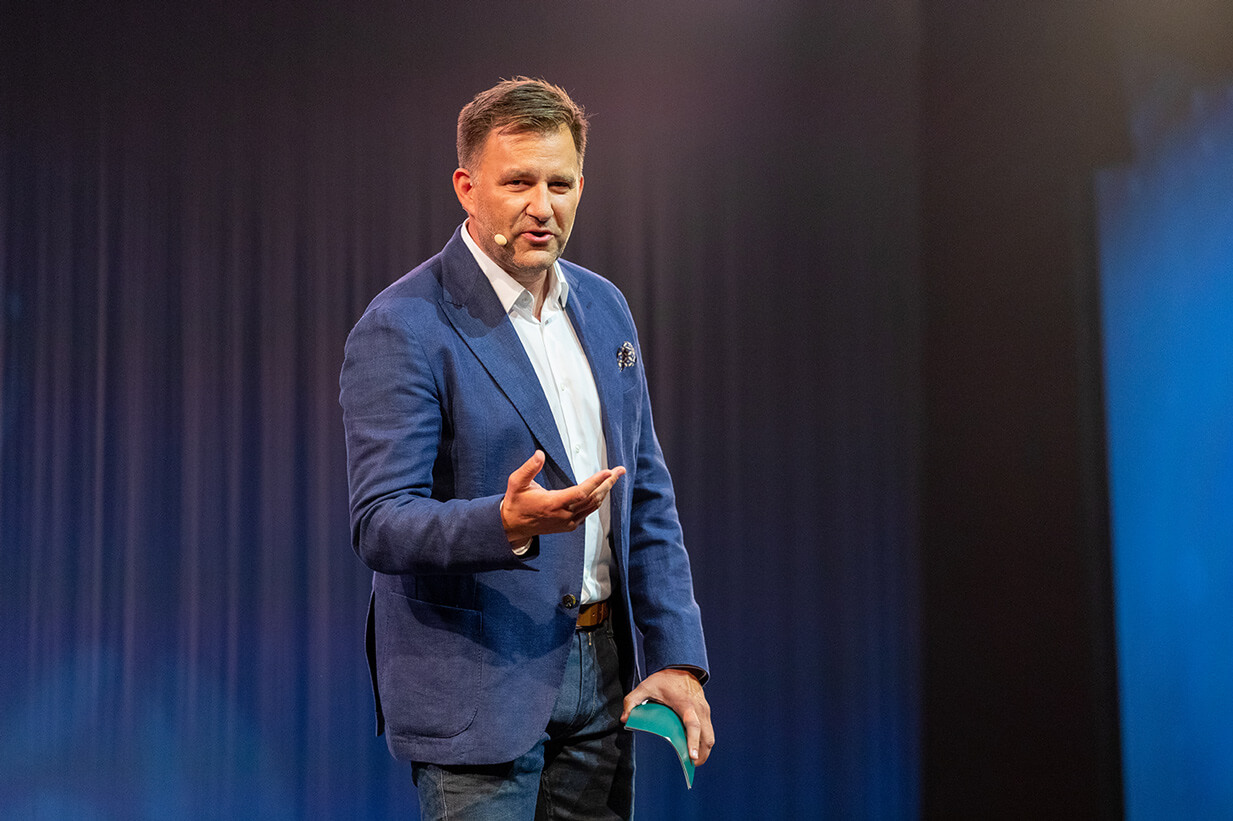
[461,220,554,319]
[515,271,550,319]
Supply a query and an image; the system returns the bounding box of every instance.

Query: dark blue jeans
[412,618,634,820]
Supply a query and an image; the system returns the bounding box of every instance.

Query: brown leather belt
[576,600,609,629]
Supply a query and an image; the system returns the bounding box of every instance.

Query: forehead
[476,124,580,175]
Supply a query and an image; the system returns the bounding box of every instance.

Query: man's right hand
[500,450,626,547]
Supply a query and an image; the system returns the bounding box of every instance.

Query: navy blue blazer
[340,228,708,765]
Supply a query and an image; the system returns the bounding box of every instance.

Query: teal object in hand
[625,701,695,788]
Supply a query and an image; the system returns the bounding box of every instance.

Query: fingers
[684,710,702,764]
[576,464,625,497]
[676,685,712,765]
[621,669,714,765]
[620,691,640,723]
[508,450,546,491]
[558,466,625,523]
[567,466,625,518]
[689,702,715,765]
[589,466,625,504]
[503,456,625,539]
[699,715,716,765]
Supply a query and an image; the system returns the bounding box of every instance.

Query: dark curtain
[1,2,921,817]
[917,2,1129,816]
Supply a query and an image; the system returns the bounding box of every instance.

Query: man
[340,77,712,820]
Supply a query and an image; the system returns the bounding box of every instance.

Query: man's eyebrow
[500,169,577,184]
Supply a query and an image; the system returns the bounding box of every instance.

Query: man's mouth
[520,229,556,243]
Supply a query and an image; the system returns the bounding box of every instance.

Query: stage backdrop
[1,1,920,818]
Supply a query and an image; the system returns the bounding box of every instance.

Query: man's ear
[452,167,473,211]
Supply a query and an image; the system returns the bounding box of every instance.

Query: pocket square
[617,341,637,370]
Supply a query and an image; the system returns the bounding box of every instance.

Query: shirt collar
[460,220,569,315]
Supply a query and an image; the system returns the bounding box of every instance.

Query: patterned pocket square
[617,341,637,370]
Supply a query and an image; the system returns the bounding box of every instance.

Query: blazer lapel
[562,269,628,532]
[437,232,576,485]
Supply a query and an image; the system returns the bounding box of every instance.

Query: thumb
[509,450,546,490]
[620,692,640,723]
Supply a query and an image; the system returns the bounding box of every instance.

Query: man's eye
[550,183,572,192]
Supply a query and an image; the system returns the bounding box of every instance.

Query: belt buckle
[576,600,608,629]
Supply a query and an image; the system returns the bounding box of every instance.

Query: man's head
[453,79,589,285]
[456,77,588,173]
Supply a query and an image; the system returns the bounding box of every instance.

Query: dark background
[2,1,1230,818]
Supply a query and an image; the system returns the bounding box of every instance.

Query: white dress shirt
[461,223,614,604]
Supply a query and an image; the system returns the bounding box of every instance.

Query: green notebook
[625,701,695,788]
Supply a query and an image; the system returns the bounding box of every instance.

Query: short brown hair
[456,77,588,171]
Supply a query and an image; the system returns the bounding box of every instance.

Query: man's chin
[508,247,562,273]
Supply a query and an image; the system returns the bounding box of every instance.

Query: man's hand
[500,450,626,546]
[621,668,714,766]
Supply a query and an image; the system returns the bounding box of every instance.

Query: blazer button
[561,594,578,609]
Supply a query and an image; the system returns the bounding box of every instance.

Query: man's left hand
[621,668,714,765]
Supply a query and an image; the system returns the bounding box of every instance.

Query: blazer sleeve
[339,301,535,575]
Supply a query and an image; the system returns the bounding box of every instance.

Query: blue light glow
[1097,78,1233,820]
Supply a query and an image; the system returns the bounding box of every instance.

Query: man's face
[453,123,583,283]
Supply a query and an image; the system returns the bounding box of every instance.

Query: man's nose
[525,183,553,220]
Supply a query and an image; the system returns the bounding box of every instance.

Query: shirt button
[561,594,578,609]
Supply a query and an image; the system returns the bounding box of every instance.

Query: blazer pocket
[374,590,482,739]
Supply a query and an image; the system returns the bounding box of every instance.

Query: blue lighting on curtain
[1097,80,1233,820]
